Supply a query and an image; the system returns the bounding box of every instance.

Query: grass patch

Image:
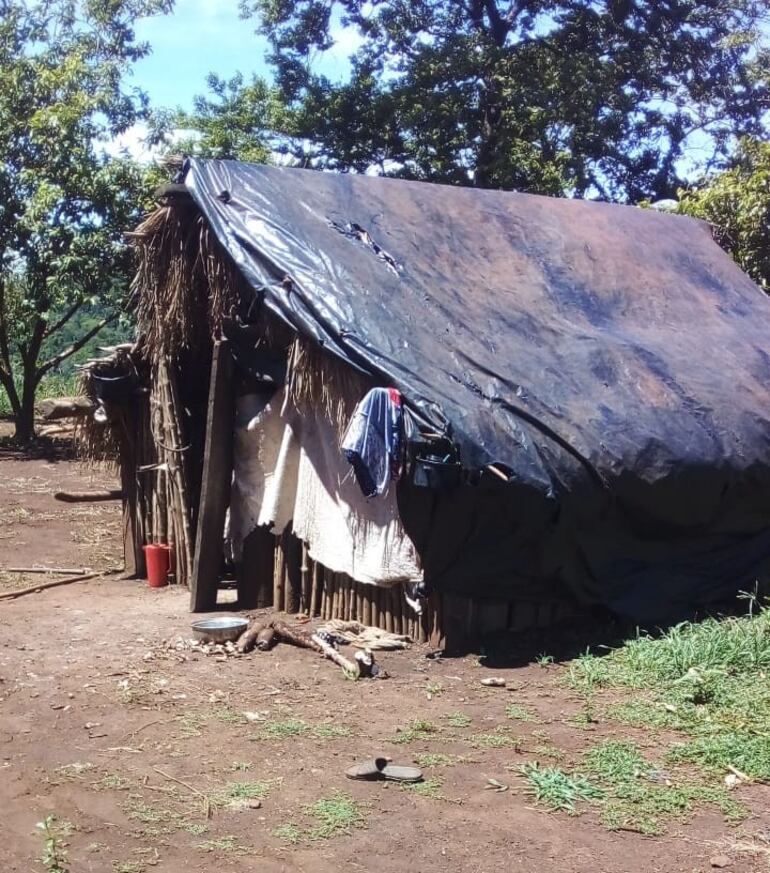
[212,779,278,808]
[469,728,521,750]
[402,777,445,799]
[195,835,250,854]
[273,824,302,844]
[519,762,603,814]
[312,723,352,739]
[392,719,439,744]
[413,752,460,768]
[177,713,207,738]
[583,740,746,835]
[254,718,309,740]
[252,718,352,741]
[506,704,538,722]
[306,792,365,841]
[444,712,472,729]
[566,604,770,782]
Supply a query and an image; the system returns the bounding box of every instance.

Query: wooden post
[189,340,234,612]
[363,585,373,627]
[310,561,322,617]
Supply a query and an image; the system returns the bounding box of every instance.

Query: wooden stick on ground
[0,572,100,601]
[54,490,123,503]
[311,632,359,678]
[6,566,89,575]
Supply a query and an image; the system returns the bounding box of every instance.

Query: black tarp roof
[184,159,770,619]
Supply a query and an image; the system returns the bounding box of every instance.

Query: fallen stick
[311,632,359,678]
[152,765,213,818]
[54,490,124,503]
[272,619,317,650]
[0,572,100,601]
[7,566,89,575]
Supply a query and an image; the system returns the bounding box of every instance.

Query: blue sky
[131,0,357,112]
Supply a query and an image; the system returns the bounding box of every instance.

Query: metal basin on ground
[191,617,248,643]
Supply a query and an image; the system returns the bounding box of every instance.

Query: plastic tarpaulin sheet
[185,159,770,620]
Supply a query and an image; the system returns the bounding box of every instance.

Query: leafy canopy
[213,0,770,201]
[0,0,170,437]
[679,138,770,292]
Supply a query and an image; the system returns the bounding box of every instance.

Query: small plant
[392,719,440,744]
[112,863,144,873]
[444,712,472,729]
[425,681,443,699]
[254,718,309,740]
[414,752,459,768]
[177,713,207,738]
[306,791,365,841]
[469,729,521,750]
[535,653,554,667]
[566,696,599,728]
[195,835,250,854]
[273,823,302,844]
[505,704,537,722]
[213,779,277,807]
[96,773,132,791]
[37,815,70,873]
[402,777,444,800]
[312,723,352,739]
[212,706,245,725]
[519,762,604,813]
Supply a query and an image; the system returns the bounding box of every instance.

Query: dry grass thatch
[286,335,370,434]
[130,203,242,363]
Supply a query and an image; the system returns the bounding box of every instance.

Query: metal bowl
[191,617,249,643]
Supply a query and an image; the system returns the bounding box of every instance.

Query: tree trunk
[14,386,36,443]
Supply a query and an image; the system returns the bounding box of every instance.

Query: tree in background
[679,138,770,293]
[213,0,769,201]
[0,0,171,442]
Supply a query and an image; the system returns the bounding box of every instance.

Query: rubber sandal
[345,757,423,783]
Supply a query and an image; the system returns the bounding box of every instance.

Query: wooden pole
[273,535,285,613]
[189,342,233,610]
[310,561,321,617]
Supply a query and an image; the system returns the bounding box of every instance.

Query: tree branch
[42,300,84,340]
[36,312,118,381]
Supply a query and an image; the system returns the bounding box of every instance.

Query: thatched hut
[81,159,770,648]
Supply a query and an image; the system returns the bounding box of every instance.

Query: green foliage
[392,719,439,744]
[305,791,365,841]
[519,763,603,814]
[231,0,769,201]
[679,138,770,291]
[567,605,770,781]
[0,0,169,439]
[583,740,745,834]
[37,815,70,873]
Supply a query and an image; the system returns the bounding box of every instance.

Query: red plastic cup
[143,543,171,588]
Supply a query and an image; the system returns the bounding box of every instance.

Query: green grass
[306,792,365,841]
[253,718,309,740]
[402,777,444,799]
[273,824,302,844]
[505,704,538,722]
[468,728,521,750]
[444,712,472,729]
[212,780,277,807]
[519,762,603,814]
[195,835,250,854]
[583,740,746,835]
[566,604,770,781]
[413,752,460,768]
[392,719,439,744]
[252,718,352,741]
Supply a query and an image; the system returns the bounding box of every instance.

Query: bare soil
[1,434,768,873]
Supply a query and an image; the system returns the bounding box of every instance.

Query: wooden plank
[189,340,234,612]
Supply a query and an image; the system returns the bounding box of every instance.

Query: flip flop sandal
[345,757,423,783]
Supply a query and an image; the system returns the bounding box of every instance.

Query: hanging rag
[341,387,404,497]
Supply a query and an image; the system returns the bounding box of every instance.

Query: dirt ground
[1,434,768,873]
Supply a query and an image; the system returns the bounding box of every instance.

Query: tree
[678,138,770,292]
[0,0,171,442]
[224,0,769,201]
